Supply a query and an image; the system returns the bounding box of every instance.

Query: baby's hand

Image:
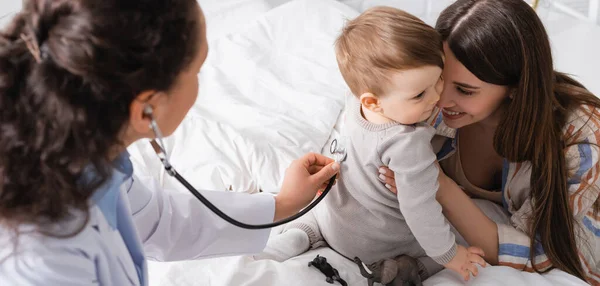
[444,245,486,281]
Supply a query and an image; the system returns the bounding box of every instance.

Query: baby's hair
[335,6,443,97]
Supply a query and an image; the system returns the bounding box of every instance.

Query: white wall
[0,0,21,28]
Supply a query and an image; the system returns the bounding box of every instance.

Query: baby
[255,6,483,280]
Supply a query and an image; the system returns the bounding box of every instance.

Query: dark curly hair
[0,0,200,237]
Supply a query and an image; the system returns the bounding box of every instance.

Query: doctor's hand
[274,153,340,221]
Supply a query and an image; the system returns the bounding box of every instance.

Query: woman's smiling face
[437,43,509,128]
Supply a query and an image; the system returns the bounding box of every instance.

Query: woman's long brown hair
[436,0,600,281]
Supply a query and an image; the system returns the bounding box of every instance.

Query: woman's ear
[508,88,516,99]
[359,92,383,113]
[129,90,158,134]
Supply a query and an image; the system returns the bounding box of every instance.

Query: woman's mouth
[442,108,466,120]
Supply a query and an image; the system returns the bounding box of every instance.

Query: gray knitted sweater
[314,99,457,265]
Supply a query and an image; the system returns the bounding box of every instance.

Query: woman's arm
[436,172,499,265]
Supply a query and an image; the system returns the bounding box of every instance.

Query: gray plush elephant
[353,255,422,286]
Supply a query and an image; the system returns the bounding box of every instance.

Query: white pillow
[198,0,296,43]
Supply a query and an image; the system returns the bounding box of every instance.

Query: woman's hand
[378,166,397,194]
[274,153,340,221]
[379,162,450,197]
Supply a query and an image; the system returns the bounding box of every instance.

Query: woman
[0,0,339,284]
[380,0,600,284]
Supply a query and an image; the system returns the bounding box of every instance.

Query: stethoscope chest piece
[330,138,347,163]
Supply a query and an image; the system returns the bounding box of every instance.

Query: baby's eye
[413,91,425,99]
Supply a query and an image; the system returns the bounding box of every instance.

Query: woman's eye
[456,86,474,96]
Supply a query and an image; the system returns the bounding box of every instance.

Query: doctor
[0,0,340,285]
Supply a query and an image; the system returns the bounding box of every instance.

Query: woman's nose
[437,89,454,108]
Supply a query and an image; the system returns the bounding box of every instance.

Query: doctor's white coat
[0,172,275,285]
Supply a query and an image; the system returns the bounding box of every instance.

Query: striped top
[429,105,600,285]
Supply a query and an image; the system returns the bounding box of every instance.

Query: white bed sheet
[150,225,588,286]
[145,0,591,285]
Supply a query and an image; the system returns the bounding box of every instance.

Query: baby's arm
[382,126,455,263]
[381,126,483,280]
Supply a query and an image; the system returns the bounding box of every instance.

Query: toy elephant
[353,255,422,286]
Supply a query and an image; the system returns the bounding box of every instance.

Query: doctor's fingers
[308,165,324,174]
[318,178,337,190]
[309,165,338,190]
[308,164,342,174]
[298,152,335,168]
[309,162,340,186]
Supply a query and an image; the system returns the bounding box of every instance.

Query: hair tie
[20,33,42,63]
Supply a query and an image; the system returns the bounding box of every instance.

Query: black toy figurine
[308,255,347,286]
[353,255,422,286]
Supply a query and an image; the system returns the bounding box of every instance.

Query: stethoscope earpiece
[145,105,174,176]
[143,105,154,118]
[144,105,154,130]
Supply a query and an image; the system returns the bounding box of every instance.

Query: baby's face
[378,66,443,125]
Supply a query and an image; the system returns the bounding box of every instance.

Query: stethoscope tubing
[146,108,339,229]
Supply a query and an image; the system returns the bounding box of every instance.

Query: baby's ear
[381,260,399,284]
[359,92,382,113]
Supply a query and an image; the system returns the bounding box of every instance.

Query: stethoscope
[144,105,348,229]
